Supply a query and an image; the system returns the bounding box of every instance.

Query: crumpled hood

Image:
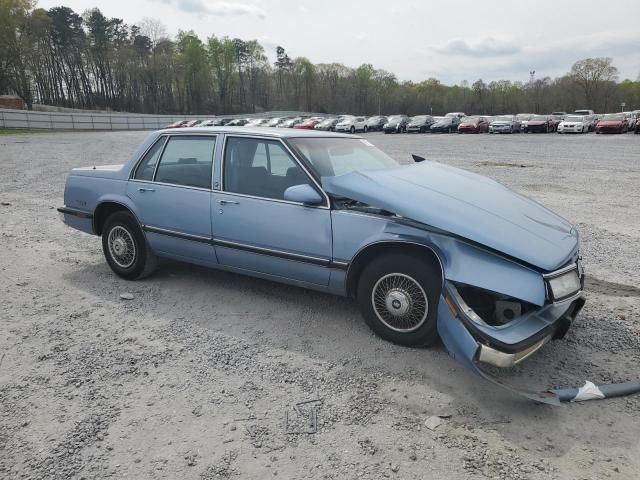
[322,162,578,271]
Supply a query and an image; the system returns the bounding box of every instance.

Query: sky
[38,0,640,85]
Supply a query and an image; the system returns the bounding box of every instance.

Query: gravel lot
[1,130,639,479]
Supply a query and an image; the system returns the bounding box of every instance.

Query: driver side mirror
[284,184,323,206]
[412,154,426,163]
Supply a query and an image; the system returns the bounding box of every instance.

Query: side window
[224,137,311,201]
[134,137,165,181]
[154,136,215,189]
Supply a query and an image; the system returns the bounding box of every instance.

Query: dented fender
[333,214,546,306]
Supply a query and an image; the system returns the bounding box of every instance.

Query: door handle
[138,188,155,193]
[218,199,239,205]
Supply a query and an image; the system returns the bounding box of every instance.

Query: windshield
[387,116,403,122]
[603,114,624,120]
[531,115,548,120]
[319,119,336,125]
[410,116,428,122]
[288,138,399,178]
[492,116,512,122]
[565,116,584,122]
[461,116,479,122]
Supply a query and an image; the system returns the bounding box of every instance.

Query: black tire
[102,211,157,280]
[350,126,355,134]
[364,125,368,133]
[357,253,441,347]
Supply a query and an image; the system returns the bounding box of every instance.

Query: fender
[332,211,545,306]
[93,192,144,234]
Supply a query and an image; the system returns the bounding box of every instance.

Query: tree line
[1,0,639,115]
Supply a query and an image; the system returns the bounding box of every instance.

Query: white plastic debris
[572,381,605,402]
[119,292,134,300]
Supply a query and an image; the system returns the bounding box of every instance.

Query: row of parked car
[167,110,640,135]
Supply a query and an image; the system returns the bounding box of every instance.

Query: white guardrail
[0,109,325,131]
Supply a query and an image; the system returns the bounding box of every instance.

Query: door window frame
[219,134,330,209]
[129,133,218,192]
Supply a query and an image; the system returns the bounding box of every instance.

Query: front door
[127,134,216,264]
[212,136,332,285]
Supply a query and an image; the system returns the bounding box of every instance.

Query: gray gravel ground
[1,130,639,479]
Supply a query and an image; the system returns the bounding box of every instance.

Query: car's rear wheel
[102,211,157,280]
[357,253,441,347]
[350,126,355,134]
[363,125,368,133]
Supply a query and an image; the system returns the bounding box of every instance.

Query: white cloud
[432,37,522,58]
[155,0,266,18]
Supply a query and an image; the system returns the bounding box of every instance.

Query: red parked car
[293,119,321,130]
[457,116,490,133]
[595,113,629,134]
[526,115,556,133]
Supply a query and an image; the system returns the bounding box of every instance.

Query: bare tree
[569,57,618,109]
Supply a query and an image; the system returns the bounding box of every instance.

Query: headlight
[547,270,581,301]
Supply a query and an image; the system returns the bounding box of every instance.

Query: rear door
[211,135,332,285]
[127,134,216,264]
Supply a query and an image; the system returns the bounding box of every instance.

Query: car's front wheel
[363,125,368,133]
[102,211,157,280]
[357,253,440,347]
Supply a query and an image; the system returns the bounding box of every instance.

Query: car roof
[157,126,360,139]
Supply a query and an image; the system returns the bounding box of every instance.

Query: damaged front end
[437,258,585,403]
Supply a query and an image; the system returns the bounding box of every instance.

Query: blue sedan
[59,127,585,380]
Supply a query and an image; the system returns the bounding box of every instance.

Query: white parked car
[245,118,268,127]
[335,116,368,133]
[557,115,589,134]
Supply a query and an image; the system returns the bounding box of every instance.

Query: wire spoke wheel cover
[107,225,136,268]
[371,273,428,333]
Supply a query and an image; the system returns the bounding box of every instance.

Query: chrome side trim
[331,260,350,269]
[214,238,331,267]
[130,179,211,193]
[57,206,94,219]
[141,225,338,268]
[215,189,326,208]
[142,225,211,244]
